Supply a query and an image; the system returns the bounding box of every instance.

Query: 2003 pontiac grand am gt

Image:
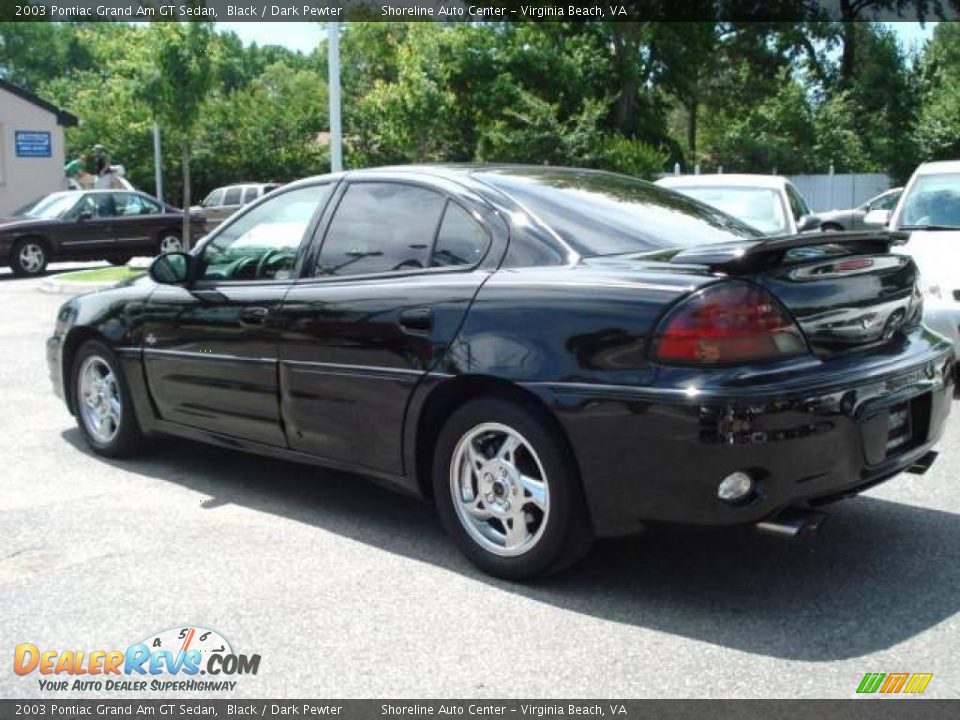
[47,166,956,580]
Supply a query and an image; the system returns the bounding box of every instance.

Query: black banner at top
[3,0,959,22]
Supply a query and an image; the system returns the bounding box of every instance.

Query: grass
[56,266,146,284]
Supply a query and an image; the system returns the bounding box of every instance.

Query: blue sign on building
[15,131,52,158]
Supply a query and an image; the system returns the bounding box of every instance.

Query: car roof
[280,164,663,195]
[656,174,788,189]
[914,160,960,175]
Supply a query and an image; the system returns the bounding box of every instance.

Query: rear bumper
[528,340,955,537]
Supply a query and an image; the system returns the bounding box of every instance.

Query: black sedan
[1,190,206,276]
[46,166,955,580]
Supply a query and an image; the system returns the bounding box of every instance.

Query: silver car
[192,182,282,228]
[656,174,820,236]
[817,187,903,232]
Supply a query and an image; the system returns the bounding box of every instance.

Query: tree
[140,21,214,250]
[915,22,960,162]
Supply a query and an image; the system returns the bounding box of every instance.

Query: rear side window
[432,203,490,267]
[316,183,446,277]
[223,187,243,205]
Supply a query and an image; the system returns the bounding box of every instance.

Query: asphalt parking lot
[1,263,958,700]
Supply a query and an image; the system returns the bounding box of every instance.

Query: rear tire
[10,239,48,277]
[72,340,145,458]
[433,397,593,580]
[107,255,132,266]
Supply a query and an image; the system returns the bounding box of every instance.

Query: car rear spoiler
[669,230,911,274]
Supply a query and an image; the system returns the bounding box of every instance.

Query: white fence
[786,173,892,212]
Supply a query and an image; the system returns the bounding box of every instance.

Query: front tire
[11,239,48,277]
[821,222,844,233]
[158,231,183,255]
[107,255,132,266]
[433,397,593,580]
[72,340,145,458]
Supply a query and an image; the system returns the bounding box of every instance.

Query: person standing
[64,154,89,188]
[93,144,112,189]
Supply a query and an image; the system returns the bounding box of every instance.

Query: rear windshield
[670,185,788,235]
[475,168,761,257]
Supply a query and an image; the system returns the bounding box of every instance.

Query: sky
[216,21,939,55]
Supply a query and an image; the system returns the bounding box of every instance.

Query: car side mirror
[797,214,821,232]
[149,252,192,285]
[864,209,892,227]
[77,210,92,221]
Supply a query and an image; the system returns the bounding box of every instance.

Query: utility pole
[327,22,343,173]
[153,123,163,202]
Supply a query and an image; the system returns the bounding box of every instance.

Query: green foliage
[1,19,955,204]
[914,23,960,167]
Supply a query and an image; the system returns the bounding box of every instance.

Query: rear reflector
[653,282,808,364]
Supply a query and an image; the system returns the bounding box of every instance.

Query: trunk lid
[670,231,923,355]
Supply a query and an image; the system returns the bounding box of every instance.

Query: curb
[38,279,119,295]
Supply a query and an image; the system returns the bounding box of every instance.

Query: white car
[656,174,820,236]
[875,160,960,348]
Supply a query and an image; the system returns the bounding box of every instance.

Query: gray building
[0,78,78,216]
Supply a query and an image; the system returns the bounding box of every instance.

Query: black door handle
[239,307,270,325]
[398,308,433,334]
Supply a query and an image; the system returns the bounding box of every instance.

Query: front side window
[899,174,960,229]
[74,193,116,218]
[785,184,810,220]
[868,190,900,212]
[201,184,332,282]
[432,203,490,268]
[316,183,447,277]
[203,189,224,208]
[242,187,260,204]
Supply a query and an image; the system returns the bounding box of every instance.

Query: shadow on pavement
[62,427,960,662]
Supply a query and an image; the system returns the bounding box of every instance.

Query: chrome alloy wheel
[18,242,45,273]
[78,355,122,444]
[159,234,182,254]
[449,422,550,557]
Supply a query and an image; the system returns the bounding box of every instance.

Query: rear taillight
[653,282,808,364]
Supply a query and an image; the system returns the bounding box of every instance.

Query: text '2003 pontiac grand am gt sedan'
[47,166,956,580]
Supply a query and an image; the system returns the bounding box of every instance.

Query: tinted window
[478,169,760,257]
[316,183,446,276]
[201,184,332,282]
[223,187,244,205]
[242,187,259,204]
[676,186,788,236]
[432,203,490,267]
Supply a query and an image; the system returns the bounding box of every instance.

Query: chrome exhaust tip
[756,508,827,538]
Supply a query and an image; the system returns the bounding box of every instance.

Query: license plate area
[884,393,931,458]
[885,402,912,455]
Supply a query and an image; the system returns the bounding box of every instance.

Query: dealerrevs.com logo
[856,672,933,695]
[13,626,261,693]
